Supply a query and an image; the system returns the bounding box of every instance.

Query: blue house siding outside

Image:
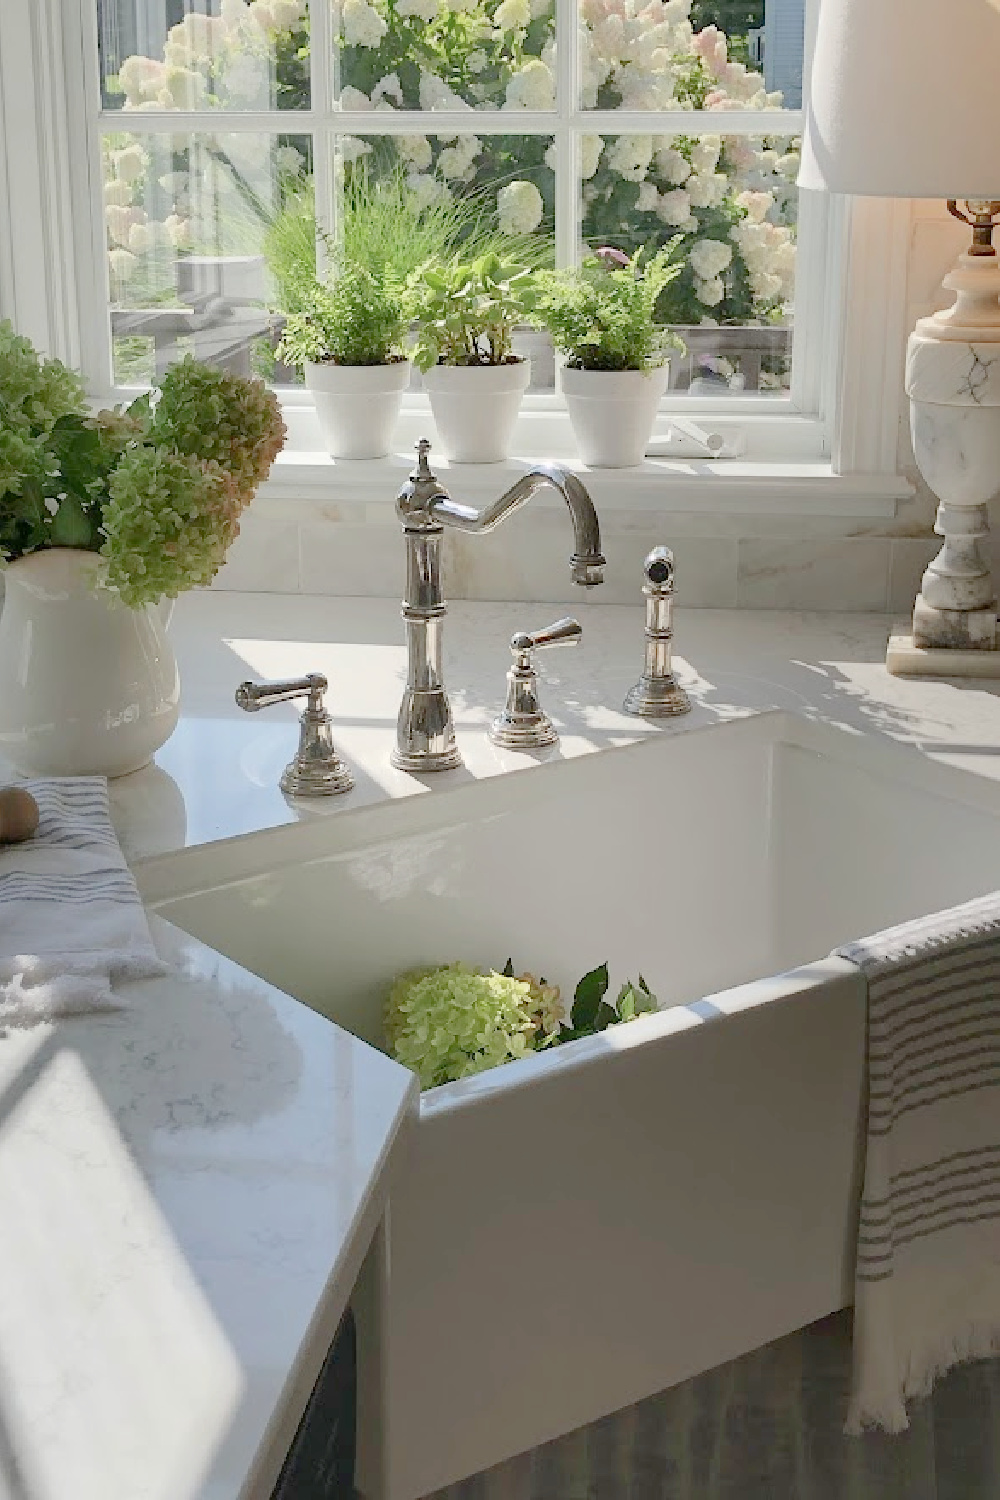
[763,0,804,108]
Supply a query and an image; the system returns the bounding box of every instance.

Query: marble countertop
[0,911,416,1500]
[7,589,1000,1500]
[117,591,1000,868]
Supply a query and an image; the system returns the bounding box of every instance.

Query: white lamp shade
[799,0,1000,199]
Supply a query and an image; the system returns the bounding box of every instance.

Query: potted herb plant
[277,259,411,460]
[409,252,537,464]
[0,324,285,777]
[533,246,686,468]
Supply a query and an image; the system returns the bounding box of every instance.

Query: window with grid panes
[92,0,804,401]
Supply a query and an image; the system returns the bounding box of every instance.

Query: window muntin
[90,0,805,407]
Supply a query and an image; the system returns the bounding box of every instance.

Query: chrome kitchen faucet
[393,439,606,772]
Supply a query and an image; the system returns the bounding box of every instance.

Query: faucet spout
[430,462,606,588]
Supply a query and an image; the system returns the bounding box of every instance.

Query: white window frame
[0,0,913,516]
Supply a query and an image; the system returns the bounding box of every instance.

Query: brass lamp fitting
[948,200,1000,256]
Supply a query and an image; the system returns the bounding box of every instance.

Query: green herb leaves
[409,252,537,370]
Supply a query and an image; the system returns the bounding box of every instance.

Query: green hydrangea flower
[0,325,286,601]
[385,964,541,1088]
[152,356,286,501]
[102,445,241,607]
[0,320,86,443]
[0,428,52,500]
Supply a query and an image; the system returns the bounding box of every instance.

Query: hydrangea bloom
[151,357,286,502]
[694,275,724,306]
[102,446,242,607]
[606,135,654,183]
[656,188,692,227]
[0,327,285,605]
[655,145,692,186]
[0,321,85,441]
[504,58,555,109]
[339,85,373,110]
[385,964,542,1087]
[438,135,481,181]
[342,0,388,47]
[107,248,139,289]
[398,134,434,169]
[495,0,531,30]
[498,180,544,235]
[581,134,604,180]
[688,238,732,280]
[112,145,146,184]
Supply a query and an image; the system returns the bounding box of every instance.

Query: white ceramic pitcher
[0,548,180,777]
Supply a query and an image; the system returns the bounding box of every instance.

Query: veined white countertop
[117,591,1000,868]
[0,921,416,1500]
[5,589,1000,1500]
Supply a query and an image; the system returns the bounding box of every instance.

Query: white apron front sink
[143,712,1000,1500]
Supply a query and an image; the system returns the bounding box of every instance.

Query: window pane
[103,131,311,384]
[582,133,797,393]
[97,0,311,111]
[581,0,802,111]
[334,0,555,110]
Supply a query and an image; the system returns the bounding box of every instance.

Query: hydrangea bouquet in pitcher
[0,324,286,776]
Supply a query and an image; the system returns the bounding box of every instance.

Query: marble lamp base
[887,620,1000,679]
[889,240,1000,678]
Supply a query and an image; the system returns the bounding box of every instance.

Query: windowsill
[259,449,910,520]
[255,397,911,519]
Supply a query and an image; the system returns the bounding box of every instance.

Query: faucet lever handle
[235,673,354,797]
[236,673,327,713]
[512,617,582,658]
[491,619,581,751]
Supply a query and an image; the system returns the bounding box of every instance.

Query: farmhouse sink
[143,712,1000,1500]
[144,711,1000,1045]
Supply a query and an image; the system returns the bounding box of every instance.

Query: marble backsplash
[211,498,955,614]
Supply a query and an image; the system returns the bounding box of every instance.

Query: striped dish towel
[836,890,1000,1434]
[0,777,166,1029]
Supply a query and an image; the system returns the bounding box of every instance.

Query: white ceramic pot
[305,359,411,460]
[0,549,180,778]
[423,359,531,464]
[560,363,670,467]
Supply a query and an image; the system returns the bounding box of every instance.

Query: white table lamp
[800,0,1000,675]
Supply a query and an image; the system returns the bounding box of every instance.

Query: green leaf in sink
[571,962,609,1030]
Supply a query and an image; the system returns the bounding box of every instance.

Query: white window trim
[0,0,914,518]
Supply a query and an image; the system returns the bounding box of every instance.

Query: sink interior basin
[146,711,1000,1051]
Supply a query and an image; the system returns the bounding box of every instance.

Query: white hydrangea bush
[105,0,796,357]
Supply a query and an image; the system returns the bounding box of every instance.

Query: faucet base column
[391,688,463,772]
[623,674,691,718]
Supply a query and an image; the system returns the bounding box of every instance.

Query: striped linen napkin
[0,777,166,1029]
[836,890,1000,1433]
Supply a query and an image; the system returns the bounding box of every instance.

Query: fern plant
[276,261,409,368]
[533,246,686,373]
